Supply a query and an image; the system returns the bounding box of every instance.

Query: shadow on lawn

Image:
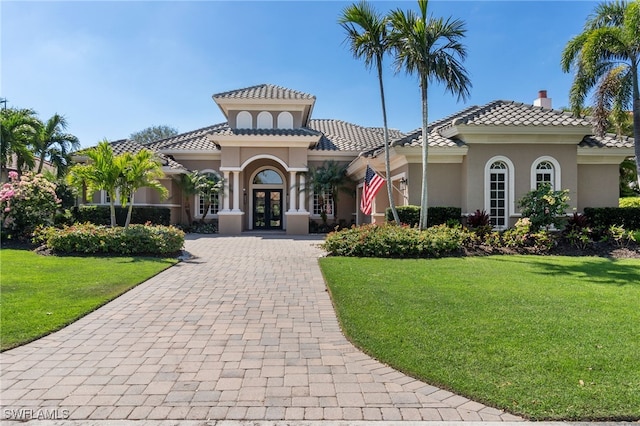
[491,256,640,287]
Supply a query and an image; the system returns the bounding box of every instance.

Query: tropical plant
[561,0,640,188]
[130,125,178,145]
[0,108,39,175]
[620,157,640,195]
[118,149,168,228]
[388,0,471,229]
[32,113,80,177]
[306,160,353,227]
[339,1,400,224]
[67,140,122,227]
[173,170,205,225]
[197,172,223,224]
[517,183,570,232]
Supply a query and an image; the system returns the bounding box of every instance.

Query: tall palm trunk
[377,58,400,224]
[633,62,640,188]
[125,194,135,228]
[419,79,429,230]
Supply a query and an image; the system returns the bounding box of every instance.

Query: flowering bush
[34,223,185,255]
[1,171,61,239]
[518,183,569,232]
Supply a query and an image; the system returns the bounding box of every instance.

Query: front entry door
[253,189,282,230]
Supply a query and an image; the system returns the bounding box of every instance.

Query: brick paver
[0,234,523,422]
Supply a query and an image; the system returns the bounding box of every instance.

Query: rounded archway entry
[249,167,286,230]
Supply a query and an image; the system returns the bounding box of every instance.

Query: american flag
[360,165,385,215]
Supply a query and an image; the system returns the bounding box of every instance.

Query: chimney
[534,90,552,109]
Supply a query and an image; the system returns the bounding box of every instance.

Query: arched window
[236,111,252,128]
[196,170,222,218]
[277,111,294,129]
[257,111,273,129]
[484,156,515,230]
[531,156,561,190]
[253,169,282,185]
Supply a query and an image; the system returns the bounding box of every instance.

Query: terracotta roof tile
[212,84,315,101]
[77,139,186,170]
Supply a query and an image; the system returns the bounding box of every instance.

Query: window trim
[310,190,335,219]
[484,156,515,230]
[195,169,222,219]
[530,156,561,190]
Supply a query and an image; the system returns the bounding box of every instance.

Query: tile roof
[579,133,635,149]
[146,124,226,151]
[212,84,315,101]
[76,139,186,170]
[307,119,391,151]
[440,100,592,129]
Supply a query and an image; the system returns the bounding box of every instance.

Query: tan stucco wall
[577,164,620,209]
[463,143,578,215]
[405,163,462,208]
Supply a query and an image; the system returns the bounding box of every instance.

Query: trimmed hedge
[73,205,171,226]
[35,223,184,255]
[584,207,640,230]
[620,197,640,208]
[323,223,468,258]
[385,205,461,227]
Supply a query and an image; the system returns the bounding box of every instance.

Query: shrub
[74,205,171,226]
[466,209,492,237]
[385,205,461,227]
[323,223,469,258]
[584,207,640,230]
[518,183,569,232]
[501,218,554,253]
[620,197,640,208]
[1,171,61,239]
[35,223,184,255]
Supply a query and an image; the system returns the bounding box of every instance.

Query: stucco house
[77,84,635,234]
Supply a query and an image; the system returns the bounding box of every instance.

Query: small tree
[67,140,122,227]
[174,170,205,225]
[306,160,353,228]
[118,149,168,228]
[197,173,223,224]
[518,183,570,232]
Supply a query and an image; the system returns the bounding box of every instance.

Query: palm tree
[118,149,168,228]
[307,160,353,229]
[561,0,640,188]
[339,1,400,224]
[0,108,39,176]
[33,113,80,177]
[388,0,471,229]
[197,173,223,224]
[174,170,204,225]
[68,140,122,227]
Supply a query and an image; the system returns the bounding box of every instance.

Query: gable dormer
[212,84,316,130]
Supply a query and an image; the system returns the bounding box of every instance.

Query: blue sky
[2,1,598,148]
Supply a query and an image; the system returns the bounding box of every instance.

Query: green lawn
[320,255,640,421]
[0,249,177,351]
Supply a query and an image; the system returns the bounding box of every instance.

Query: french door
[253,189,282,230]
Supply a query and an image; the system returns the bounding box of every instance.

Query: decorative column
[232,171,241,212]
[288,171,297,212]
[298,174,306,212]
[222,171,231,212]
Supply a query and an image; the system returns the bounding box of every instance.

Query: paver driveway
[1,234,522,422]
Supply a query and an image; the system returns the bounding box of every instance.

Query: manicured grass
[320,255,640,420]
[1,249,177,351]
